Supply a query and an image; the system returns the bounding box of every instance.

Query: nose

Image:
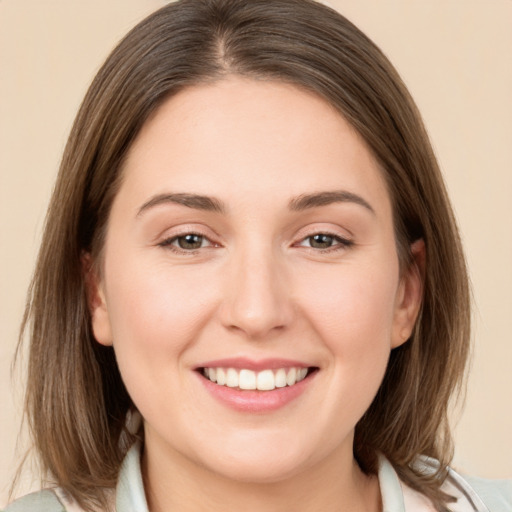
[219,246,294,339]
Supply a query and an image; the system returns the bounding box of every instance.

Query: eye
[176,234,206,250]
[160,233,213,251]
[298,233,352,251]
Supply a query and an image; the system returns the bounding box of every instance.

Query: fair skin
[89,77,423,512]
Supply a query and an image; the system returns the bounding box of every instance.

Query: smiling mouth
[199,367,318,391]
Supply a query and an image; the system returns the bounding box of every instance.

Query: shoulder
[437,462,512,512]
[3,489,66,512]
[3,488,87,512]
[461,475,512,512]
[401,472,512,512]
[407,456,512,512]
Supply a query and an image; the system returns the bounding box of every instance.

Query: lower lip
[196,371,316,413]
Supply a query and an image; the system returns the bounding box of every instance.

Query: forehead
[118,77,391,217]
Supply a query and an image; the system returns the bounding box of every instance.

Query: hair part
[17,1,470,510]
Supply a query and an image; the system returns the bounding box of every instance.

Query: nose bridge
[220,239,293,338]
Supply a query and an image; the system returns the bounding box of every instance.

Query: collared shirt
[5,442,512,512]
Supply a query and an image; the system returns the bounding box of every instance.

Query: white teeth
[226,368,239,388]
[239,369,256,390]
[275,368,287,388]
[257,369,275,391]
[202,366,311,391]
[216,368,226,385]
[286,367,297,386]
[297,368,308,381]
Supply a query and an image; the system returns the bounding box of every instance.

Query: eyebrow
[137,193,226,217]
[137,189,375,217]
[288,190,375,214]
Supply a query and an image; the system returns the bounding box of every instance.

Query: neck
[142,438,381,512]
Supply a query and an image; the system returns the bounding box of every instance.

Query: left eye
[298,233,349,250]
[162,234,211,250]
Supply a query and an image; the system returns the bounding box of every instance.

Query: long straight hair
[17,1,470,510]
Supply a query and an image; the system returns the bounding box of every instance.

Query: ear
[391,239,425,349]
[82,253,113,346]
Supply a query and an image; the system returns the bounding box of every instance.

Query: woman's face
[90,77,422,483]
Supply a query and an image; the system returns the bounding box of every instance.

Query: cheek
[296,259,399,397]
[102,255,223,424]
[300,263,398,340]
[284,261,400,449]
[102,255,219,385]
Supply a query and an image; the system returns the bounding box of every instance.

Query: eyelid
[160,233,212,247]
[297,233,353,247]
[292,225,355,253]
[294,224,353,241]
[154,222,218,242]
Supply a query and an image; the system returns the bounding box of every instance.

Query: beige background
[1,0,511,506]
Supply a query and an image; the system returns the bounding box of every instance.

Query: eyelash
[158,232,215,255]
[158,231,353,255]
[295,232,354,253]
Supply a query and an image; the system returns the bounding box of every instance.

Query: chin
[192,433,325,485]
[208,454,309,485]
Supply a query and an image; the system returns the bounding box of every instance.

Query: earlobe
[82,253,113,347]
[391,239,425,348]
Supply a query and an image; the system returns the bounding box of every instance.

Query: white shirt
[7,442,512,511]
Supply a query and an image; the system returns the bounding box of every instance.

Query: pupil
[311,234,333,248]
[178,234,203,249]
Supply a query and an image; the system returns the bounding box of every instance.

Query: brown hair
[17,0,470,510]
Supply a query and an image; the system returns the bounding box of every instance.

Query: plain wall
[1,0,511,506]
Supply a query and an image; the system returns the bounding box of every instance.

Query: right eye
[159,233,214,252]
[304,233,338,249]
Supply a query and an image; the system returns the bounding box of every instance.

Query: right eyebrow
[136,193,226,217]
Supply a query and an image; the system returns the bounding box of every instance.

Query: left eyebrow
[288,190,375,215]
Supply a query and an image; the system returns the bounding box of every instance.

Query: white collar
[114,442,486,512]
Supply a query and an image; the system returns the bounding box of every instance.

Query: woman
[5,0,511,511]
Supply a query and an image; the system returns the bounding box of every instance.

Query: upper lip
[195,357,313,372]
